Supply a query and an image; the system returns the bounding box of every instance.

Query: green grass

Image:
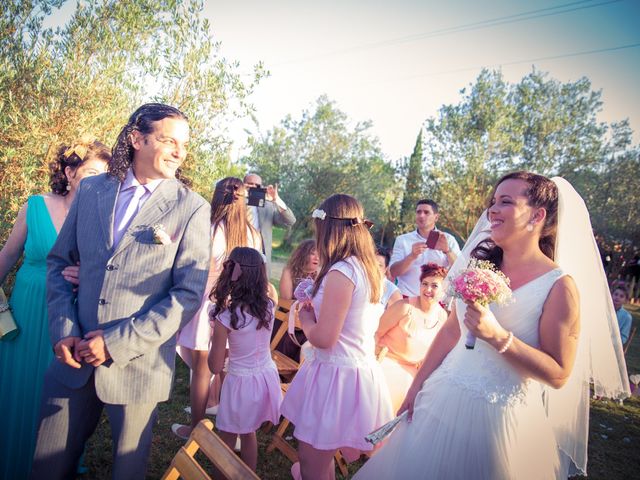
[81,305,640,479]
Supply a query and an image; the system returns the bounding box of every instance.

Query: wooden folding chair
[162,419,259,480]
[270,298,300,381]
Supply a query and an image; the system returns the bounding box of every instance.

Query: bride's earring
[526,222,534,232]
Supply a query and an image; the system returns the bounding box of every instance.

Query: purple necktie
[113,185,147,247]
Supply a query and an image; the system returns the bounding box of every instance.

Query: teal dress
[0,196,57,479]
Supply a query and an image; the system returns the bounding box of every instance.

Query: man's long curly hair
[109,103,191,185]
[210,247,272,331]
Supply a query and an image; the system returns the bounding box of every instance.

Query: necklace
[413,302,440,330]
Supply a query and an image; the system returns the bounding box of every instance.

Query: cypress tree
[399,129,423,231]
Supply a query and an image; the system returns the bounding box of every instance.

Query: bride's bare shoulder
[544,275,580,323]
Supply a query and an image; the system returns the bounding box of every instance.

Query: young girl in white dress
[208,247,281,471]
[355,171,629,479]
[174,177,262,439]
[280,194,393,480]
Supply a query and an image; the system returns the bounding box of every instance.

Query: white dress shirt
[112,169,164,247]
[390,229,461,297]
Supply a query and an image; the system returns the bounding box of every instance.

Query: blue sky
[46,0,640,160]
[205,0,640,159]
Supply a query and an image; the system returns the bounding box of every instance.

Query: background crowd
[0,102,634,480]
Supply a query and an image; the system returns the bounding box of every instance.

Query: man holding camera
[244,173,296,276]
[390,199,460,297]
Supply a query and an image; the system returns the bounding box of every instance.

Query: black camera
[247,186,267,207]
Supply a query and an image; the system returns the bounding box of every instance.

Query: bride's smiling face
[488,179,536,245]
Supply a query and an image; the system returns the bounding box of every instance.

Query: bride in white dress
[355,172,629,479]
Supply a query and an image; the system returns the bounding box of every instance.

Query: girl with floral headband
[280,194,393,479]
[208,247,282,471]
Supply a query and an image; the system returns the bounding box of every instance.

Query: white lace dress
[355,269,567,480]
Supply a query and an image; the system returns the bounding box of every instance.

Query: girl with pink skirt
[209,247,282,471]
[281,194,393,479]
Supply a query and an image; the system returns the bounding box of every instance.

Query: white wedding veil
[446,176,630,476]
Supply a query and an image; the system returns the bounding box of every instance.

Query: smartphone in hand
[425,231,440,249]
[247,186,267,207]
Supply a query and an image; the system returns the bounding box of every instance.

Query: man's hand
[77,330,111,367]
[265,183,279,202]
[62,264,80,285]
[410,241,428,259]
[435,233,450,253]
[54,336,83,369]
[62,264,80,292]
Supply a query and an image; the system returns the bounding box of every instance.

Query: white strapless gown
[355,269,567,480]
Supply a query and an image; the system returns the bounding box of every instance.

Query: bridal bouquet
[448,258,512,349]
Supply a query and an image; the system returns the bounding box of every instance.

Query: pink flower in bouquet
[448,259,512,349]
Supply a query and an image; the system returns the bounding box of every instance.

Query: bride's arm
[397,305,461,419]
[465,276,580,389]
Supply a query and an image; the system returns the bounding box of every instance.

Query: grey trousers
[29,372,157,480]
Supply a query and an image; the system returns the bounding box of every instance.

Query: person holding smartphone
[390,199,460,297]
[243,173,296,277]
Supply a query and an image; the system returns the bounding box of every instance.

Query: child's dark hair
[210,247,272,330]
[612,286,629,298]
[286,239,317,283]
[376,245,391,267]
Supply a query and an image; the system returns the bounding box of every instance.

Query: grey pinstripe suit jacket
[46,173,211,404]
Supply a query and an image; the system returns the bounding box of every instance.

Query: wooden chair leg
[267,417,299,463]
[268,417,351,477]
[162,419,260,480]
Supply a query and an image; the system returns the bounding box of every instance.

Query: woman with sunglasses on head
[281,194,393,480]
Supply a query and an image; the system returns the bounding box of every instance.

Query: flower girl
[208,247,282,471]
[280,194,393,479]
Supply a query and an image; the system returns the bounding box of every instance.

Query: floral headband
[311,209,374,229]
[229,253,267,282]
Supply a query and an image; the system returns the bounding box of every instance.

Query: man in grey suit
[31,104,211,480]
[243,173,296,276]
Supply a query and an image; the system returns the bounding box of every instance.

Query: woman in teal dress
[0,138,110,479]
